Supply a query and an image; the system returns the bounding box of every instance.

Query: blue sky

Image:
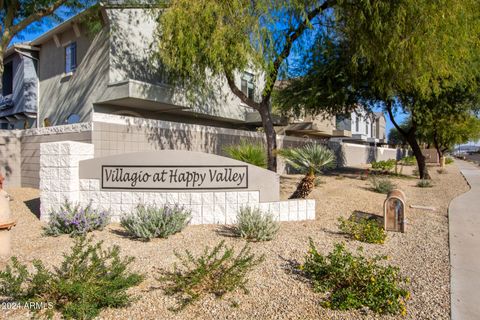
[9,8,404,136]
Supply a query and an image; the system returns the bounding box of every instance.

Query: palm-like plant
[278,144,336,199]
[224,140,267,168]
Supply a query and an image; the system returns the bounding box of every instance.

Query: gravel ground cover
[0,163,469,319]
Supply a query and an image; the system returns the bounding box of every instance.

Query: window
[366,120,369,135]
[241,72,255,100]
[2,62,13,96]
[355,115,359,132]
[65,42,77,73]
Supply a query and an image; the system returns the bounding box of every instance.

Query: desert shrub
[121,204,191,240]
[369,176,396,194]
[417,179,433,188]
[401,156,416,166]
[0,236,143,319]
[224,140,267,168]
[158,240,264,310]
[371,159,396,172]
[300,240,409,315]
[234,206,279,241]
[44,201,110,236]
[338,217,386,244]
[445,157,454,165]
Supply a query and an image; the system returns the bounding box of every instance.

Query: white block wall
[40,141,95,222]
[40,141,316,224]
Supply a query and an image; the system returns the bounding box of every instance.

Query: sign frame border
[101,165,249,190]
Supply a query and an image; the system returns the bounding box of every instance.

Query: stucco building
[0,4,387,145]
[0,5,268,131]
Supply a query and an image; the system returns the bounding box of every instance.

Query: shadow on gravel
[24,197,40,219]
[109,228,150,242]
[215,225,238,238]
[350,210,384,225]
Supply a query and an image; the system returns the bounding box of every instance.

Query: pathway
[449,160,480,320]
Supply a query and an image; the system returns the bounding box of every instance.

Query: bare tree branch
[9,0,67,37]
[225,72,261,110]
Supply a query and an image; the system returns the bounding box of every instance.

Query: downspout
[14,49,40,128]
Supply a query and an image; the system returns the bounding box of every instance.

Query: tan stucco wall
[91,113,308,174]
[0,131,21,188]
[328,141,398,167]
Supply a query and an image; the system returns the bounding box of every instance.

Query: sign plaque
[102,165,248,190]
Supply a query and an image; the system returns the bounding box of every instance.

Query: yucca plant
[224,140,267,168]
[278,144,335,199]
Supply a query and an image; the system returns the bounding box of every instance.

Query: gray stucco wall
[105,8,261,123]
[0,52,38,119]
[38,25,109,126]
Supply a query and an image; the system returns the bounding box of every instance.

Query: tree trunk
[290,172,315,199]
[406,132,430,179]
[0,48,4,80]
[435,148,444,168]
[385,102,430,179]
[258,101,277,172]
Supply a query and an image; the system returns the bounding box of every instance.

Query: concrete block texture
[40,141,95,220]
[39,141,317,225]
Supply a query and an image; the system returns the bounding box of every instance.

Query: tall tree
[0,0,93,77]
[155,0,337,172]
[275,0,480,179]
[416,85,480,166]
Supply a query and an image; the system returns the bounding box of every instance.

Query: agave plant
[278,144,335,198]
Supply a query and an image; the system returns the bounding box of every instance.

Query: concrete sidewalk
[449,160,480,320]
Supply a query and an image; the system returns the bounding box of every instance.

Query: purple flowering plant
[44,200,111,236]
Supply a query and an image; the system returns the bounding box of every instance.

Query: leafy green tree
[275,0,480,179]
[388,120,411,147]
[155,0,337,172]
[418,111,480,167]
[1,1,95,77]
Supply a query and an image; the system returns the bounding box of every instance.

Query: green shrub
[0,236,143,319]
[44,201,110,237]
[224,140,267,168]
[338,217,386,244]
[234,206,279,241]
[371,159,396,172]
[417,179,433,188]
[369,176,396,194]
[445,157,454,165]
[300,240,409,315]
[401,156,416,166]
[158,240,264,310]
[120,204,191,240]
